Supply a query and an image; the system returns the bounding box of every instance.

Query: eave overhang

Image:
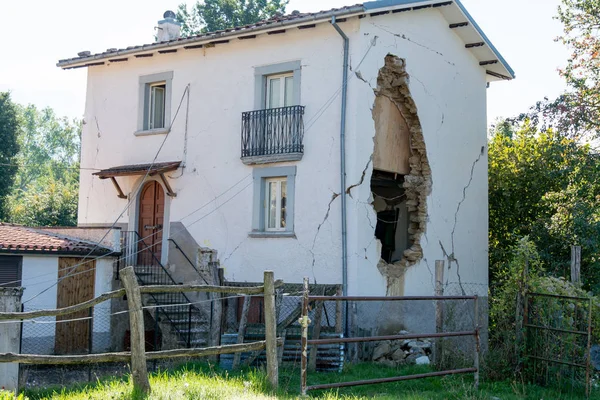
[93,161,181,198]
[57,1,513,82]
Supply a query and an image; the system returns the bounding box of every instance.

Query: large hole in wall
[370,54,431,292]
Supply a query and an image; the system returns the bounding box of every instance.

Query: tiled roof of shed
[0,223,115,256]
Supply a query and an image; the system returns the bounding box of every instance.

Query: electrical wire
[22,85,191,304]
[16,39,378,300]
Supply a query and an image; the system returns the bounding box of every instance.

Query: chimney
[156,10,181,42]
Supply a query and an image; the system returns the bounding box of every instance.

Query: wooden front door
[55,257,95,354]
[138,181,165,263]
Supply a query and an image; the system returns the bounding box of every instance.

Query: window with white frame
[254,61,301,110]
[148,82,166,130]
[265,177,287,231]
[251,166,296,236]
[266,73,294,109]
[137,71,173,135]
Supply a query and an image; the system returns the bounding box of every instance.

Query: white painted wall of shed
[20,256,114,354]
[93,258,113,352]
[78,9,489,297]
[21,256,58,354]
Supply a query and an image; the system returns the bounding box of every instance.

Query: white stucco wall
[345,8,489,298]
[77,7,491,301]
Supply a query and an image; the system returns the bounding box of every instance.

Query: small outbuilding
[0,223,119,355]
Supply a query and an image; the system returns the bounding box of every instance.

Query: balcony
[241,105,305,165]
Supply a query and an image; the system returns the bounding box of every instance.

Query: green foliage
[521,1,600,138]
[489,120,600,292]
[487,238,543,379]
[8,175,78,227]
[6,105,80,227]
[177,0,289,36]
[0,92,21,220]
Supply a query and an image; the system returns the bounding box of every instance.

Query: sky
[0,0,569,125]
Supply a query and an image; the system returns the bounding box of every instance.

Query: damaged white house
[57,0,513,337]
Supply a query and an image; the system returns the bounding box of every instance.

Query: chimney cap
[163,10,176,19]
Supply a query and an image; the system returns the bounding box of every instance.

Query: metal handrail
[167,238,208,284]
[121,231,203,348]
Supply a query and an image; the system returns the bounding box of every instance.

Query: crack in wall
[310,192,341,277]
[438,146,485,296]
[371,23,455,67]
[372,55,432,295]
[347,157,372,198]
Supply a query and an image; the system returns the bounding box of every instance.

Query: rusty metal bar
[300,277,310,397]
[306,368,477,391]
[526,355,587,369]
[473,295,480,389]
[528,292,589,301]
[307,331,476,345]
[524,324,588,336]
[586,297,593,399]
[308,295,476,301]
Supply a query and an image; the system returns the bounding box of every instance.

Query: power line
[22,84,191,304]
[0,163,100,171]
[17,40,378,299]
[7,174,252,292]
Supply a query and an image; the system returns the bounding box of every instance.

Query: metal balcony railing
[241,105,305,158]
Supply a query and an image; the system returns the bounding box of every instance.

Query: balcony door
[266,73,294,109]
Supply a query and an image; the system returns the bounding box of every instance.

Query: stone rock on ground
[372,342,391,360]
[415,356,430,365]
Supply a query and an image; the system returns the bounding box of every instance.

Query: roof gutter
[330,15,350,337]
[57,6,365,69]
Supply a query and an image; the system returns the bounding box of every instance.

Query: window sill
[241,152,303,165]
[248,231,296,239]
[135,128,170,137]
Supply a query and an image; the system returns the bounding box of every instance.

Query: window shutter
[0,256,22,287]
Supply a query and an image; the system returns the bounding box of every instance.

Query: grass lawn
[1,363,595,400]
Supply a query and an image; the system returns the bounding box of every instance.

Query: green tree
[0,93,20,221]
[8,175,78,227]
[523,1,600,138]
[489,120,600,291]
[6,105,81,227]
[177,0,289,36]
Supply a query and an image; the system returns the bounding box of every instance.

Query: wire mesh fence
[524,292,593,397]
[19,303,129,389]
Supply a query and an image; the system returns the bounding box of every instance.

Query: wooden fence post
[434,260,444,366]
[120,266,151,396]
[571,245,581,286]
[232,295,251,369]
[263,271,278,388]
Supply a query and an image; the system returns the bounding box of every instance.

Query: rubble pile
[371,330,432,367]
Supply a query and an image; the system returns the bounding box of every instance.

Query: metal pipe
[331,15,350,338]
[306,368,478,392]
[307,330,476,345]
[300,278,310,397]
[473,295,480,390]
[308,295,477,302]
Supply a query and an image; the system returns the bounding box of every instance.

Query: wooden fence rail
[0,267,282,396]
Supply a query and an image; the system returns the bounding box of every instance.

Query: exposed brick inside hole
[371,54,432,293]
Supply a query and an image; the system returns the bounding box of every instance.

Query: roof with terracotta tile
[56,0,514,80]
[0,223,116,256]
